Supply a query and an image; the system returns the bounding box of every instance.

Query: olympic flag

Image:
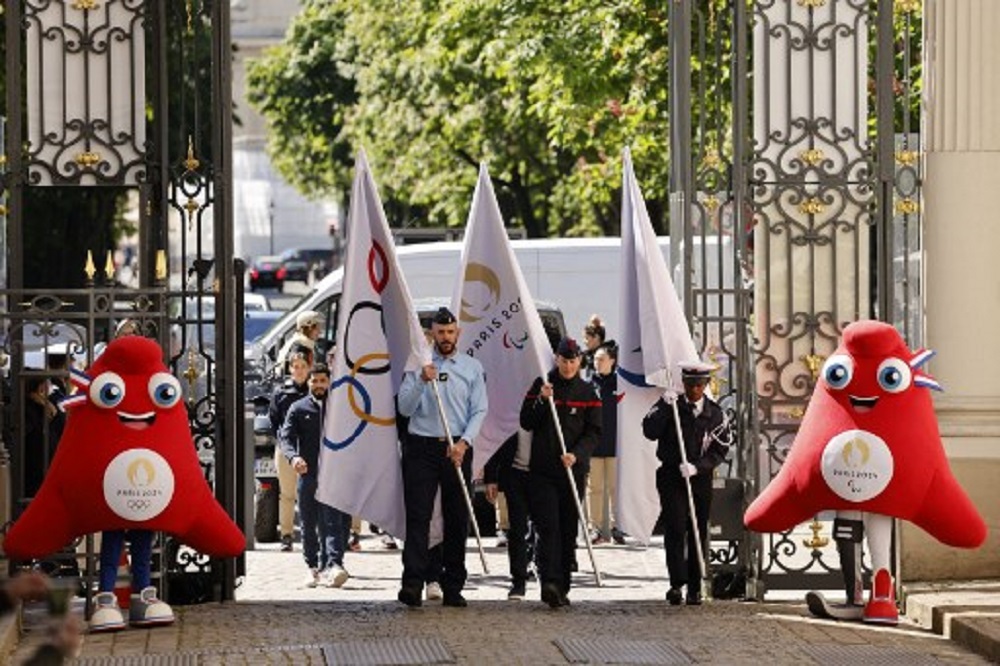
[616,148,700,544]
[452,164,552,473]
[317,151,431,540]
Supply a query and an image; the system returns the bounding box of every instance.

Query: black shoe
[442,592,467,608]
[280,535,293,552]
[541,583,564,609]
[508,582,526,601]
[397,586,422,608]
[686,592,702,606]
[611,528,626,545]
[666,587,683,606]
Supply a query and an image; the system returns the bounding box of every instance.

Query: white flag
[452,164,552,473]
[317,151,431,541]
[616,147,699,544]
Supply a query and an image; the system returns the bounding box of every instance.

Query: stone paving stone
[8,537,993,664]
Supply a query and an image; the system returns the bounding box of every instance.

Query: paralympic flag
[452,164,552,473]
[616,147,700,544]
[317,150,431,540]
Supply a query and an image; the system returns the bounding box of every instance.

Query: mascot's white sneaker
[129,586,175,627]
[89,591,126,632]
[863,568,899,625]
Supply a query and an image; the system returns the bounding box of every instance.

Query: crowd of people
[268,308,733,610]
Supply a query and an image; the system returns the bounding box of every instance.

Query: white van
[248,236,732,376]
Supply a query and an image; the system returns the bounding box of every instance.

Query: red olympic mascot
[4,336,244,631]
[744,320,987,624]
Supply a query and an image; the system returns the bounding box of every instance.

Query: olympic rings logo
[323,240,398,451]
[127,499,151,512]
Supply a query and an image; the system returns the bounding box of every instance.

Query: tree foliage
[248,0,674,237]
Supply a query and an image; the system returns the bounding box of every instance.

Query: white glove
[662,390,678,404]
[679,462,698,478]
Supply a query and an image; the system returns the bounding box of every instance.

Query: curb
[903,586,1000,664]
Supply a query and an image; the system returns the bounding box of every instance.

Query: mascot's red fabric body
[5,336,244,559]
[745,320,986,549]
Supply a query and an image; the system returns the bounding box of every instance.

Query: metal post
[211,0,238,603]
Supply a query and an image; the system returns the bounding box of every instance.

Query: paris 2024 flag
[452,164,552,474]
[616,147,700,545]
[317,151,431,541]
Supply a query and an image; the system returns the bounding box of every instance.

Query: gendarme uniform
[396,308,487,607]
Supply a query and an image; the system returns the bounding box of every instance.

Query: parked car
[280,247,333,284]
[243,293,272,312]
[244,310,284,346]
[248,256,286,292]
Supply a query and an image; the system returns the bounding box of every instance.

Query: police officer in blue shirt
[396,307,488,608]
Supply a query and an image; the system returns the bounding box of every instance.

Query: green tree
[248,0,675,237]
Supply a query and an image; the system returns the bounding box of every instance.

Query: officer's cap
[432,307,457,325]
[680,360,715,383]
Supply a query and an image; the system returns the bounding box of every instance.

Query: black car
[249,255,286,292]
[280,247,333,283]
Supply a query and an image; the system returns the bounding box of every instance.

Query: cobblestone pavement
[11,533,989,664]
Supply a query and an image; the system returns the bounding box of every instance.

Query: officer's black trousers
[657,470,711,592]
[528,471,578,594]
[401,436,471,596]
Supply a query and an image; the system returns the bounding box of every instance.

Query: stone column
[904,0,1000,580]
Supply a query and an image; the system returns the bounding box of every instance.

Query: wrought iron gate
[671,0,922,595]
[0,0,243,605]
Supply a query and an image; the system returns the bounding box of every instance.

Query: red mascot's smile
[119,411,156,430]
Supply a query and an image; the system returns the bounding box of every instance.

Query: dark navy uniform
[642,388,730,602]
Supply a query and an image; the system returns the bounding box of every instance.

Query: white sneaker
[495,531,508,548]
[129,586,174,627]
[304,568,320,588]
[323,565,350,588]
[89,592,126,633]
[425,581,443,601]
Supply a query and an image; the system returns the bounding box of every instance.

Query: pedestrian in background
[520,337,601,608]
[581,315,608,381]
[642,361,731,606]
[396,307,487,608]
[589,344,624,545]
[279,363,351,589]
[275,310,322,375]
[268,344,312,551]
[484,430,534,600]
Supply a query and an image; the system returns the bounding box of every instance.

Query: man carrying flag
[616,148,728,602]
[396,307,487,608]
[642,362,731,605]
[317,151,430,553]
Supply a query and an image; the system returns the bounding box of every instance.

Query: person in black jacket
[279,363,351,589]
[642,361,732,606]
[484,431,534,600]
[268,344,312,551]
[589,343,623,545]
[520,337,601,608]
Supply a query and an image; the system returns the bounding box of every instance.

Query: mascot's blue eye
[877,358,911,394]
[821,354,853,390]
[148,372,182,408]
[89,372,126,409]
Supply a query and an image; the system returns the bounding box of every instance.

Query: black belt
[411,434,448,443]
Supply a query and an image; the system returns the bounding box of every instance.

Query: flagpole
[429,379,490,574]
[546,397,603,587]
[668,394,709,591]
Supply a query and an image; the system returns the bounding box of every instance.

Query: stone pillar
[903,0,1000,580]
